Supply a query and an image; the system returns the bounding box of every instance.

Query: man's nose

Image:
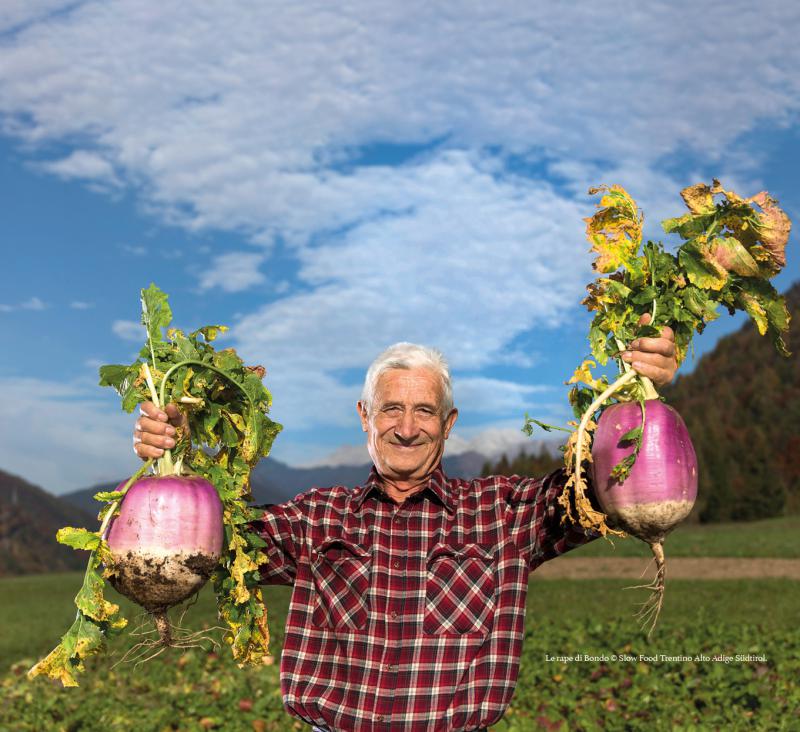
[394,410,421,441]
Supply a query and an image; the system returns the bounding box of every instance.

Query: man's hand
[133,402,188,460]
[621,313,678,387]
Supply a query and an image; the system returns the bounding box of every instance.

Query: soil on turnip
[108,551,219,612]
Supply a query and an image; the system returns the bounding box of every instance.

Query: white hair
[361,342,454,416]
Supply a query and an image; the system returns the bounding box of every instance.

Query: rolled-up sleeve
[502,468,600,571]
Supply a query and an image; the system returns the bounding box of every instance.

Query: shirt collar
[352,463,455,514]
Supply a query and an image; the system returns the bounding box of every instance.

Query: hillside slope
[0,469,95,575]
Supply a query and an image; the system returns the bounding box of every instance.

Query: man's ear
[357,401,369,432]
[443,408,458,439]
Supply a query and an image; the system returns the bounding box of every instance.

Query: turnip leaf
[140,282,172,348]
[56,527,101,551]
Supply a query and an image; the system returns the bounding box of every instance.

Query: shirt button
[390,611,399,620]
[392,560,401,569]
[387,663,397,671]
[376,715,384,722]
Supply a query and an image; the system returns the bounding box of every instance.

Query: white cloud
[0,296,46,312]
[0,1,796,241]
[199,251,266,293]
[39,149,120,185]
[112,319,142,341]
[453,376,554,416]
[0,1,797,466]
[0,0,72,33]
[0,376,140,493]
[22,296,45,310]
[229,152,590,432]
[70,300,94,309]
[303,443,371,468]
[121,243,147,256]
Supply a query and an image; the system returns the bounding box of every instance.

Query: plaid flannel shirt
[252,465,596,732]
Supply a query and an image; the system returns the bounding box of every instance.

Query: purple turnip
[548,181,792,639]
[591,399,698,634]
[592,400,697,537]
[104,474,223,652]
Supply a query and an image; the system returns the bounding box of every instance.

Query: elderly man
[134,327,677,732]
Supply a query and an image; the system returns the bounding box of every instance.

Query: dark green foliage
[482,445,563,478]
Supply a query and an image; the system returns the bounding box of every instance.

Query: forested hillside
[484,282,799,522]
[0,469,94,575]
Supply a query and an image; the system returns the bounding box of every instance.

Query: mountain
[59,450,490,516]
[661,281,800,521]
[0,469,96,576]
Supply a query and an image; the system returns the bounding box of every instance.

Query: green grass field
[569,514,800,558]
[1,516,798,731]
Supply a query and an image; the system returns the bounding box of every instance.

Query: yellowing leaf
[585,185,644,275]
[57,527,101,551]
[28,611,106,688]
[750,191,791,275]
[709,237,759,277]
[681,183,716,214]
[567,360,604,391]
[679,248,728,291]
[582,277,632,312]
[737,291,768,335]
[75,567,125,624]
[709,179,747,206]
[230,547,255,604]
[680,183,716,215]
[27,645,80,687]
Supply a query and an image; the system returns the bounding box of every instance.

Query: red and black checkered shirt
[252,465,596,732]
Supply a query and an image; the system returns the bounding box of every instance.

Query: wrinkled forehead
[373,367,445,406]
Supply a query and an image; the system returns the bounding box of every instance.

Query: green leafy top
[581,182,791,374]
[525,182,792,536]
[29,284,282,686]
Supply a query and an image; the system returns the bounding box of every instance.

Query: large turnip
[104,475,223,646]
[534,181,792,638]
[29,284,280,686]
[591,399,698,633]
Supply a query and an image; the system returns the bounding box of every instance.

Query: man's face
[358,367,458,484]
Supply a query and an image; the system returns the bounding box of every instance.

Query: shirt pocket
[311,537,372,631]
[423,542,496,635]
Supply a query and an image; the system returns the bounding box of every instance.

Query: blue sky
[1,1,798,494]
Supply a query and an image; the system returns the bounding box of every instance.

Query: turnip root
[591,399,698,635]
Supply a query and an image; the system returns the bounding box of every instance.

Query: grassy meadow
[1,516,798,731]
[568,514,800,558]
